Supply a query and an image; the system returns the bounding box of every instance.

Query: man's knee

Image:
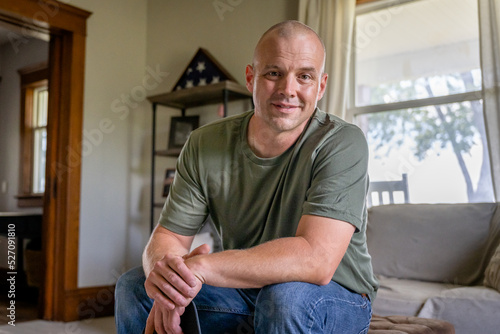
[115,266,152,334]
[255,282,309,318]
[115,266,147,305]
[254,282,316,332]
[255,282,371,333]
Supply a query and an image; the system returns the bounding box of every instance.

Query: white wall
[62,0,297,287]
[60,0,149,287]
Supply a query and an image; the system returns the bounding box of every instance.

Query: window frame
[17,63,48,207]
[347,0,491,205]
[348,91,483,120]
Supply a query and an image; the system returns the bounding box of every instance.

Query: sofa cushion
[367,203,498,285]
[369,315,455,334]
[418,286,500,334]
[372,276,456,316]
[484,243,500,292]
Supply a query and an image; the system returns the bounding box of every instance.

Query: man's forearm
[186,237,332,288]
[186,237,311,288]
[142,225,194,277]
[186,215,354,289]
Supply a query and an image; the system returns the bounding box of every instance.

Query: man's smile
[271,102,302,113]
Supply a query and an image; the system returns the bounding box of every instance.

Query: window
[349,0,494,205]
[31,86,48,194]
[18,64,48,207]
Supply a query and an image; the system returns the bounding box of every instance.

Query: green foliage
[363,71,480,162]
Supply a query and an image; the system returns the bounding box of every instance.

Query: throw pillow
[484,243,500,292]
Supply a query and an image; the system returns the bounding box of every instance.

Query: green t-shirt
[159,109,378,300]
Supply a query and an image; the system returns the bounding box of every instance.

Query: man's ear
[245,65,254,93]
[317,72,328,101]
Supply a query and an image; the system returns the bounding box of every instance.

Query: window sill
[16,194,44,208]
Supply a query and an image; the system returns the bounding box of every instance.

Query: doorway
[0,1,93,321]
[0,22,49,324]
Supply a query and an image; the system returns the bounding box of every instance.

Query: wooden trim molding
[65,285,116,321]
[0,0,89,36]
[18,62,48,85]
[0,0,92,322]
[356,0,381,4]
[16,194,44,207]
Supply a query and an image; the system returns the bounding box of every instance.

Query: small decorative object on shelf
[172,48,236,91]
[167,116,199,155]
[162,168,176,197]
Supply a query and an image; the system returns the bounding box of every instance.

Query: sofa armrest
[418,286,500,334]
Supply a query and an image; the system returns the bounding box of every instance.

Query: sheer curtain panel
[479,0,500,200]
[299,0,356,119]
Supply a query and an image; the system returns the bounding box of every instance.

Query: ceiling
[0,20,50,48]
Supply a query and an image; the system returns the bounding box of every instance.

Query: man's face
[246,32,328,135]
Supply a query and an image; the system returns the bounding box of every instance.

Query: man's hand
[145,253,198,310]
[144,244,210,333]
[145,244,209,310]
[144,302,185,334]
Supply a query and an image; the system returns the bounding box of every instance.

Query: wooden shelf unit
[148,81,251,111]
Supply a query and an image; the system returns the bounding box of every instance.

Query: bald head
[253,20,326,71]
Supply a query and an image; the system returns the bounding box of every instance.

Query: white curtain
[479,0,500,201]
[298,0,357,119]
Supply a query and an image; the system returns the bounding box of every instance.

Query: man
[116,20,378,334]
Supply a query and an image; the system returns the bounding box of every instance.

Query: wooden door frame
[0,0,113,321]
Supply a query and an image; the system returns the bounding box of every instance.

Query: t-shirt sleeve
[158,134,209,236]
[302,123,369,231]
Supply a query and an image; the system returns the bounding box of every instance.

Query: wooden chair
[367,173,409,207]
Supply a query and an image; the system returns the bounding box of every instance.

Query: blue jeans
[115,266,372,334]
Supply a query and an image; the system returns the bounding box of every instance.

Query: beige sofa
[367,203,500,334]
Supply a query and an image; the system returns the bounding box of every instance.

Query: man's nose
[278,75,298,97]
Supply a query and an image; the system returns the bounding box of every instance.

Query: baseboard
[64,285,115,321]
[0,267,116,322]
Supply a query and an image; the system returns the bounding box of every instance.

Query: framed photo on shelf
[167,116,199,154]
[162,168,176,197]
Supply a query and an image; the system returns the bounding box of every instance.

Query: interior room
[0,0,498,333]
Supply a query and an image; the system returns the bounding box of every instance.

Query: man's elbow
[305,261,337,286]
[312,270,335,286]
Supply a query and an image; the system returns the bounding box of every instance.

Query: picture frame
[167,116,199,155]
[162,168,176,197]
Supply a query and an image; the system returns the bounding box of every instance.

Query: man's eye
[300,74,312,80]
[266,71,280,77]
